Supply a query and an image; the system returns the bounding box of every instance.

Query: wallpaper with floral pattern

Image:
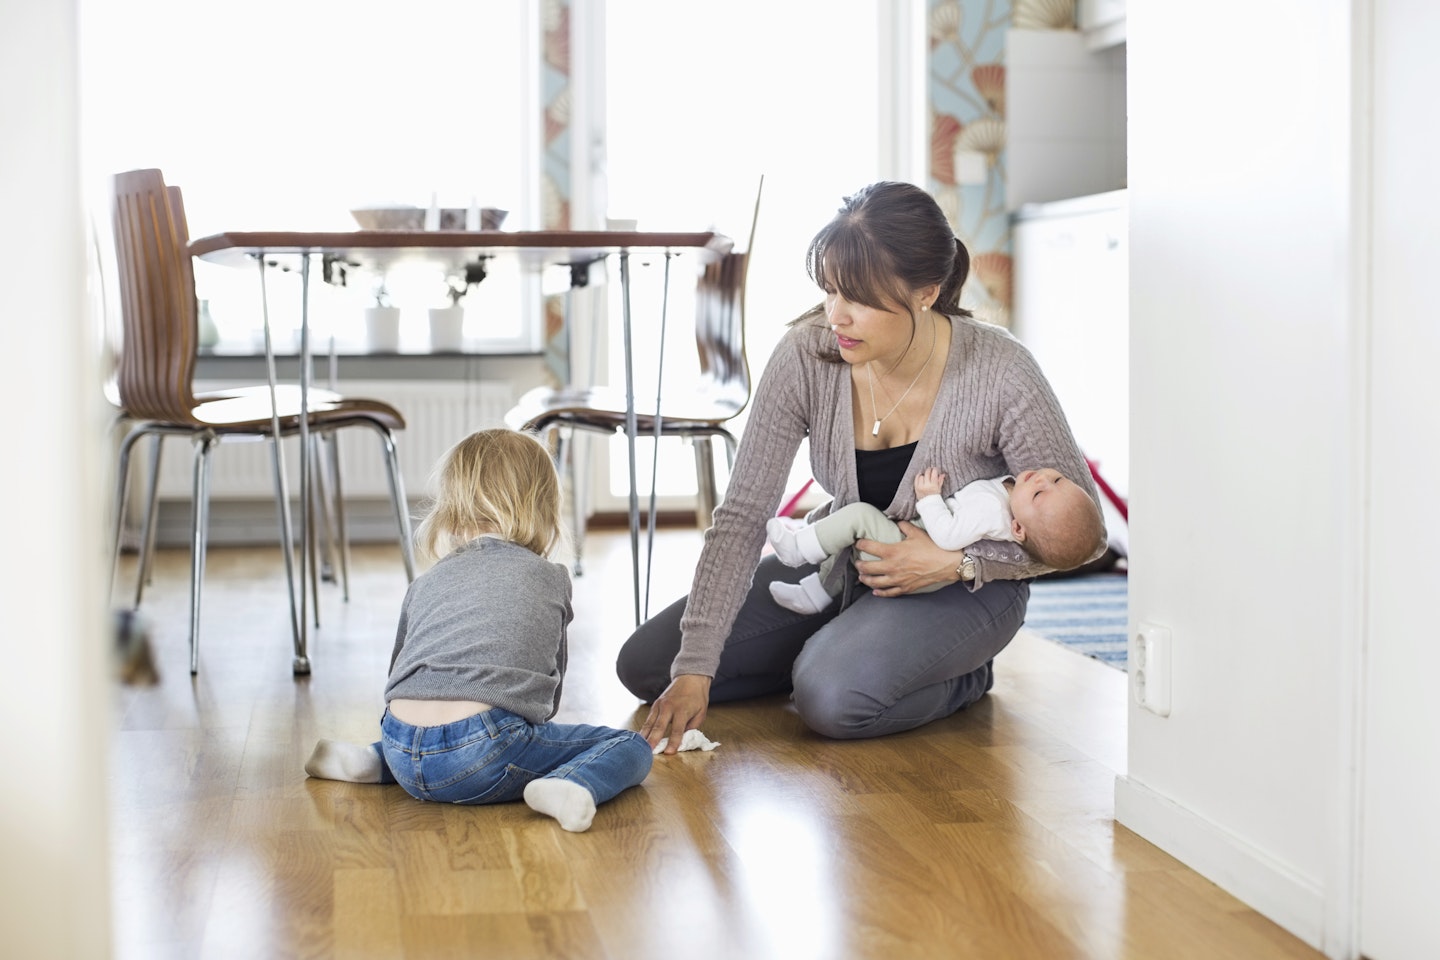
[927,0,1075,327]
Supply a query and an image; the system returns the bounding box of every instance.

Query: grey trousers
[615,554,1029,740]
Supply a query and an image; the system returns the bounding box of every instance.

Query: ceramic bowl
[350,206,425,230]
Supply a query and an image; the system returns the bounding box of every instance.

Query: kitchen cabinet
[1006,28,1126,211]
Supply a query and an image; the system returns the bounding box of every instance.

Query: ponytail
[935,237,973,318]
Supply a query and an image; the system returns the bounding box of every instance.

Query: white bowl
[350,206,425,231]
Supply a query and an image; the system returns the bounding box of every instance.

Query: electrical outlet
[1133,621,1172,716]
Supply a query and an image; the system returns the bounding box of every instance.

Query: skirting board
[144,499,419,548]
[1114,776,1327,953]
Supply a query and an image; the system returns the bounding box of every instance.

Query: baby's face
[1009,468,1086,534]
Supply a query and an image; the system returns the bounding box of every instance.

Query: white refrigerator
[1009,188,1129,555]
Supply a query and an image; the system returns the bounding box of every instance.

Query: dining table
[189,227,734,673]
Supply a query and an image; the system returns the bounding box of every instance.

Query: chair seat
[191,385,406,433]
[505,384,744,435]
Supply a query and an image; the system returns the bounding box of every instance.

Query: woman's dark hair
[795,182,972,344]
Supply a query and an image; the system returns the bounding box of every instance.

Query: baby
[766,466,1104,614]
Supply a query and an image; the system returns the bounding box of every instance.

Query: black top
[855,441,918,509]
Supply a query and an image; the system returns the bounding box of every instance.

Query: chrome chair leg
[268,434,304,669]
[377,428,415,582]
[307,457,321,630]
[693,436,719,530]
[556,427,587,577]
[311,433,338,585]
[111,425,146,602]
[327,431,352,602]
[188,433,216,675]
[136,434,164,599]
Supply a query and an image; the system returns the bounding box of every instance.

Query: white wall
[0,3,113,959]
[1115,0,1361,952]
[1359,1,1440,956]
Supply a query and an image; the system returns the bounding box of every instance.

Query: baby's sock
[304,739,382,783]
[769,572,836,615]
[766,516,807,565]
[767,517,827,567]
[524,778,597,833]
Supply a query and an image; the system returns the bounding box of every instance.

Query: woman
[617,182,1104,753]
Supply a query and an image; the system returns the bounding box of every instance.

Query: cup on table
[365,306,402,353]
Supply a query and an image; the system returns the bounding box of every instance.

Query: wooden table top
[189,228,734,273]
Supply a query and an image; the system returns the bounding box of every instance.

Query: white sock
[304,739,382,783]
[769,572,836,614]
[524,778,597,833]
[794,525,828,564]
[766,516,808,566]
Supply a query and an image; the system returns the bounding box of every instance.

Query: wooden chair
[505,177,762,584]
[107,168,416,675]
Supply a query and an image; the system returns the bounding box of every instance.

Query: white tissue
[652,729,721,754]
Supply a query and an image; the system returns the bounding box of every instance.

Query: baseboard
[585,510,700,530]
[142,501,704,548]
[146,499,420,548]
[1113,776,1327,952]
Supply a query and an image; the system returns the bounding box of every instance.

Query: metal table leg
[294,253,313,674]
[618,253,641,626]
[257,258,303,662]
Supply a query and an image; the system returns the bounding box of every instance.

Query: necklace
[865,322,937,437]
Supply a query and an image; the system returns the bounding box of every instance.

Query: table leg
[619,252,641,626]
[294,253,313,674]
[258,258,303,655]
[643,253,674,621]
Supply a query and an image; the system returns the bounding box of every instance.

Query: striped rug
[1022,572,1129,670]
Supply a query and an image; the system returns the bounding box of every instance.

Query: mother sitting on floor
[616,180,1106,753]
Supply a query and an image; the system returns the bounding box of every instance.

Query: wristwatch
[957,552,976,582]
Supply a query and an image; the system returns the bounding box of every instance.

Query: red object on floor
[1086,458,1128,522]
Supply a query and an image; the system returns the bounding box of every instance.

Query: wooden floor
[109,529,1323,960]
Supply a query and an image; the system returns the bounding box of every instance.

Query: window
[80,0,538,353]
[599,0,887,505]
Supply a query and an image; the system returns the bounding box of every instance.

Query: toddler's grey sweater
[384,537,572,724]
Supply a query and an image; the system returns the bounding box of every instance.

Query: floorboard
[107,529,1323,960]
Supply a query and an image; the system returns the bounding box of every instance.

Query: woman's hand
[855,521,963,597]
[639,673,712,755]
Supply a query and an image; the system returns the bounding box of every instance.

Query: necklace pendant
[871,419,881,437]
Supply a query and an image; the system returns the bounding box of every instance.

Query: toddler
[304,428,653,832]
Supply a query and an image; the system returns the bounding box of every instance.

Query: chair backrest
[694,175,763,414]
[112,168,201,423]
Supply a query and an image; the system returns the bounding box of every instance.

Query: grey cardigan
[384,536,573,723]
[671,312,1102,679]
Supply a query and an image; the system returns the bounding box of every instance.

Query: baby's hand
[915,467,946,499]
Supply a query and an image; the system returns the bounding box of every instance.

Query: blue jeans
[372,707,653,806]
[617,554,1025,740]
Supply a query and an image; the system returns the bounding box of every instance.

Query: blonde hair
[413,429,563,562]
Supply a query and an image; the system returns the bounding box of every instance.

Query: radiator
[146,379,517,502]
